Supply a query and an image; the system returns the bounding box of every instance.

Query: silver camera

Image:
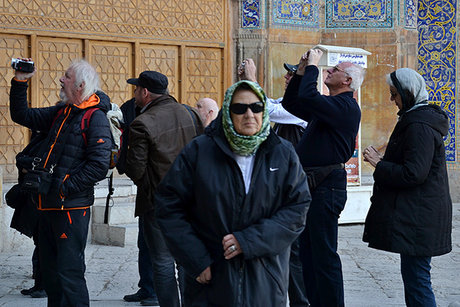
[11,58,35,73]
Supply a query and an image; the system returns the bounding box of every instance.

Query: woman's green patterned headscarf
[222,80,270,156]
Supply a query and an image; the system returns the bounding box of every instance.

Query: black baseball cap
[283,63,299,73]
[127,71,168,94]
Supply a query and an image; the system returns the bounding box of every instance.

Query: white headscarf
[386,68,429,111]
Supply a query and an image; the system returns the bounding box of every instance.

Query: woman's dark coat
[363,104,452,256]
[154,115,311,307]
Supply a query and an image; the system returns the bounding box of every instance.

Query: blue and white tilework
[418,0,456,161]
[242,0,261,28]
[272,0,318,28]
[405,0,417,28]
[325,0,393,28]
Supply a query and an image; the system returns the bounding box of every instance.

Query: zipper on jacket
[237,261,245,307]
[39,106,71,210]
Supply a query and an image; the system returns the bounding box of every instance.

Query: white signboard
[327,52,367,68]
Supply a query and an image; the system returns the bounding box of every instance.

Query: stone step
[93,177,137,206]
[91,222,138,247]
[92,201,136,225]
[91,177,138,247]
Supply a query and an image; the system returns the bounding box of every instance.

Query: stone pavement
[0,204,459,307]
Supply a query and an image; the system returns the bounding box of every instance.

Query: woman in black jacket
[363,68,452,307]
[154,80,311,306]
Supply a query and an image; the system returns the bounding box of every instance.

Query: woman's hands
[196,266,212,284]
[363,145,382,168]
[195,233,243,284]
[222,234,242,260]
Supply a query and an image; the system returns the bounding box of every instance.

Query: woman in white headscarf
[362,68,452,307]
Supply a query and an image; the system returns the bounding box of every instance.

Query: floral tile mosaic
[325,0,393,28]
[242,0,262,28]
[272,0,318,28]
[405,0,417,28]
[418,0,456,161]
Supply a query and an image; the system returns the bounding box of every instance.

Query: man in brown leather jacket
[125,71,203,307]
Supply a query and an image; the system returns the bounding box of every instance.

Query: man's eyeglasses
[331,65,349,76]
[287,70,296,76]
[230,102,264,114]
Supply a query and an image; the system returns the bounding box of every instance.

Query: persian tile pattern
[242,0,261,28]
[326,0,393,28]
[272,0,318,28]
[405,0,417,28]
[418,0,456,161]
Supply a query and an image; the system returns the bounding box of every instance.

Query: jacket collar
[142,95,178,113]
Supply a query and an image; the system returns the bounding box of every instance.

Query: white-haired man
[10,59,112,307]
[283,49,365,307]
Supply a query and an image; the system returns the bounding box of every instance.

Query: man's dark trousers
[289,237,310,307]
[137,216,156,298]
[39,209,90,307]
[299,169,347,307]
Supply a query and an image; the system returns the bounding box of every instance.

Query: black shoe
[20,286,41,296]
[29,289,47,298]
[123,291,150,302]
[141,297,159,306]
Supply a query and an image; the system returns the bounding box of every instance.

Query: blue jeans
[401,254,436,307]
[299,169,346,307]
[143,210,184,307]
[289,238,309,307]
[137,216,157,299]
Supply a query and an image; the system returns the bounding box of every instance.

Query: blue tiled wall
[272,0,318,28]
[418,0,457,162]
[326,0,393,28]
[242,0,261,29]
[405,0,417,28]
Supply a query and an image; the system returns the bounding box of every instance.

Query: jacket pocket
[259,257,284,294]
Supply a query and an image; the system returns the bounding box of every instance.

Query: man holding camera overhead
[283,49,365,307]
[9,58,112,307]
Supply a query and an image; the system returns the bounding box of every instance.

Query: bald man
[196,98,219,127]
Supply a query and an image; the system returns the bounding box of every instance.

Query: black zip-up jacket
[155,115,311,306]
[282,65,361,167]
[363,104,452,256]
[10,78,112,210]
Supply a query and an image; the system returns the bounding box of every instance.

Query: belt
[303,163,345,172]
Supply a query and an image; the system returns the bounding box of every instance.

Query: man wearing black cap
[125,70,203,307]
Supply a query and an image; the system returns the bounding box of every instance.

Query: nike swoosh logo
[269,167,279,172]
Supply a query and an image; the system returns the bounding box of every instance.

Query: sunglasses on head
[230,102,264,114]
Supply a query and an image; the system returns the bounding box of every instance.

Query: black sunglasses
[229,102,264,114]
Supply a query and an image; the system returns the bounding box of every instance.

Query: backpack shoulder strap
[81,108,99,146]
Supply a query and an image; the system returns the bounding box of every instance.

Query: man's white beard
[59,89,69,104]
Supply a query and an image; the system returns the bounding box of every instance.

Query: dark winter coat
[282,66,361,167]
[125,95,203,217]
[154,115,311,307]
[363,104,452,256]
[9,78,112,210]
[116,98,139,175]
